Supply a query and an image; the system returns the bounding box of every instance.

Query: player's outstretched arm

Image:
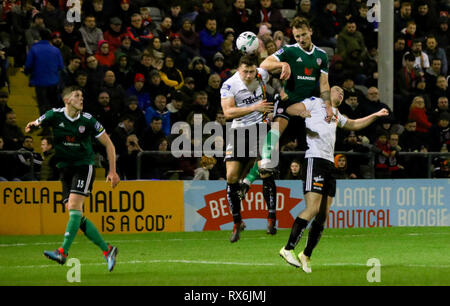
[344,108,389,131]
[320,73,333,123]
[97,132,120,188]
[260,55,290,80]
[24,120,40,133]
[286,102,311,118]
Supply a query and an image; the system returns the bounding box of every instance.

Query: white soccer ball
[236,31,259,54]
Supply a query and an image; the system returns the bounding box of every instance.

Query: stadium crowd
[0,0,449,181]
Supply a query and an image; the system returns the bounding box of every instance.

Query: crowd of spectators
[0,0,449,181]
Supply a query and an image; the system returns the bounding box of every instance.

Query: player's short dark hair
[238,54,258,67]
[290,16,311,29]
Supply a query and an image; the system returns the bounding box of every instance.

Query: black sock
[303,220,324,257]
[285,217,309,250]
[263,176,277,220]
[227,183,242,224]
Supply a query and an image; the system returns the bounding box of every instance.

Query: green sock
[80,216,109,252]
[261,129,281,160]
[244,163,260,185]
[61,209,83,254]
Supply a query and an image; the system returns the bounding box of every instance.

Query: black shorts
[224,123,267,164]
[60,164,96,203]
[273,94,297,121]
[302,157,337,197]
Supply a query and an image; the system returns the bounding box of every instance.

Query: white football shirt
[302,97,348,163]
[220,68,269,128]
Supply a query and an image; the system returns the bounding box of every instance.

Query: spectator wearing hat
[40,0,65,32]
[79,14,104,55]
[61,20,82,50]
[199,17,224,66]
[104,17,125,54]
[179,18,200,58]
[127,13,154,51]
[24,28,64,115]
[25,13,47,50]
[51,31,73,65]
[185,56,211,91]
[210,52,226,75]
[113,53,134,89]
[164,33,190,72]
[145,94,171,136]
[121,96,147,136]
[126,73,151,112]
[115,32,142,68]
[147,69,171,101]
[179,76,195,107]
[160,55,184,90]
[95,40,116,68]
[73,41,88,69]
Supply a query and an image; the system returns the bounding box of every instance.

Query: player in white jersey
[279,86,389,272]
[221,54,276,242]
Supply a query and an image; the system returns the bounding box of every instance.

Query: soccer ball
[236,31,259,54]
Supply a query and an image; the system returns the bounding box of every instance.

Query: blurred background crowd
[0,0,449,181]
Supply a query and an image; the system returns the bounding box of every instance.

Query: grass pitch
[0,227,449,286]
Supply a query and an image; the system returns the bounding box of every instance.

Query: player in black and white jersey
[221,54,276,242]
[279,86,389,272]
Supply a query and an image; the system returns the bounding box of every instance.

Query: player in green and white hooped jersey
[25,86,120,272]
[239,17,335,197]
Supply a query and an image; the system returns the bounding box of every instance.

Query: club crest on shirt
[316,58,322,66]
[79,126,85,133]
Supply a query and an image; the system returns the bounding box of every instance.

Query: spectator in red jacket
[408,95,432,134]
[95,40,115,68]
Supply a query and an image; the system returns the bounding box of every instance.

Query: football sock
[285,217,309,250]
[61,209,83,254]
[243,163,260,186]
[303,220,324,258]
[227,183,242,224]
[261,129,281,162]
[262,176,277,220]
[80,216,109,253]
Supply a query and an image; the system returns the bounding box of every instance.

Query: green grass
[0,227,449,286]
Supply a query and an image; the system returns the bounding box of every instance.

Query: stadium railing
[0,150,35,180]
[135,151,450,179]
